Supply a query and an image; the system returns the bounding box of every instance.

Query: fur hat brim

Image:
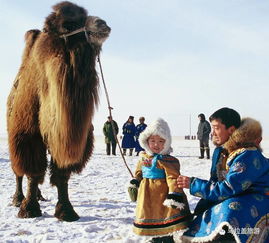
[138,118,172,155]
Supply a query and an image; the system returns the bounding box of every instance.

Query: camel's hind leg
[10,132,48,218]
[13,175,46,207]
[18,175,43,218]
[50,160,79,222]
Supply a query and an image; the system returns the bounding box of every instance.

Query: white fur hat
[139,118,173,155]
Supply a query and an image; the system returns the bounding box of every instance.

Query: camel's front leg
[12,175,25,207]
[18,176,42,218]
[50,161,79,222]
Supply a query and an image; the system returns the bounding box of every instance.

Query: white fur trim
[128,183,137,188]
[181,222,241,243]
[163,199,185,210]
[138,118,173,155]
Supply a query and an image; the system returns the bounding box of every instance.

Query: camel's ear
[52,2,87,16]
[44,2,87,34]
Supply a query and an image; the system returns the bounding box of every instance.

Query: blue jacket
[135,123,147,138]
[190,147,269,201]
[135,123,147,152]
[184,147,269,242]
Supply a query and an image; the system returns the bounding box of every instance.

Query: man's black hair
[209,107,241,129]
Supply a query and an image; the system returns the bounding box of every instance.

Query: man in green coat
[103,116,119,155]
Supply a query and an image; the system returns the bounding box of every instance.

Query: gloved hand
[163,193,185,209]
[128,179,140,202]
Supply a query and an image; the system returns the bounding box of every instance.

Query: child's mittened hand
[130,179,140,187]
[163,193,185,210]
[128,179,140,202]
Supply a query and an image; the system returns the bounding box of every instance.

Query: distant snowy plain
[1,135,269,243]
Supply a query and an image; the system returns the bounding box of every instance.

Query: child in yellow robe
[129,118,191,243]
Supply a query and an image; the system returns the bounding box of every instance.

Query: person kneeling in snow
[178,116,269,243]
[128,118,191,243]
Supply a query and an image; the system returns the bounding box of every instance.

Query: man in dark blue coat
[121,116,136,156]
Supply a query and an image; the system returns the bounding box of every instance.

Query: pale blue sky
[1,0,269,136]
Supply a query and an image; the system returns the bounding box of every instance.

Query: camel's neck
[41,44,99,166]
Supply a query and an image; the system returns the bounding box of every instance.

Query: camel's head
[85,16,111,46]
[44,1,111,46]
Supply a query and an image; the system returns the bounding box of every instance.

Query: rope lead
[97,54,134,178]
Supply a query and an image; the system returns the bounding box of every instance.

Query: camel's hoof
[54,201,80,222]
[12,193,25,207]
[18,199,42,218]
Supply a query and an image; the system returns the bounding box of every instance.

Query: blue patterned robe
[135,123,147,153]
[121,122,136,148]
[183,147,269,242]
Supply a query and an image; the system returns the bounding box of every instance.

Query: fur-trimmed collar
[224,117,262,153]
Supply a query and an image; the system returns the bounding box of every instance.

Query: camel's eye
[96,19,106,27]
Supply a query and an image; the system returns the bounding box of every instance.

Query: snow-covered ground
[0,135,269,243]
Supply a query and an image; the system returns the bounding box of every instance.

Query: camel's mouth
[87,29,111,39]
[86,25,110,45]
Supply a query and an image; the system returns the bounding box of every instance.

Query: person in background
[129,118,191,243]
[103,116,119,155]
[134,117,147,156]
[121,116,136,156]
[177,108,269,242]
[197,113,211,159]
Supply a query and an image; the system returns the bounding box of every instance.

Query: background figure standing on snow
[134,117,147,156]
[103,116,119,155]
[197,113,211,159]
[128,118,190,243]
[121,116,136,156]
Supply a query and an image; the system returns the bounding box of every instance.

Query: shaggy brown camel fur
[7,1,110,222]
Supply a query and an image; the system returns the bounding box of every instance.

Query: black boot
[161,236,174,242]
[149,237,161,243]
[149,236,175,243]
[199,148,204,159]
[129,149,133,156]
[112,143,116,155]
[205,147,210,159]
[106,143,111,155]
